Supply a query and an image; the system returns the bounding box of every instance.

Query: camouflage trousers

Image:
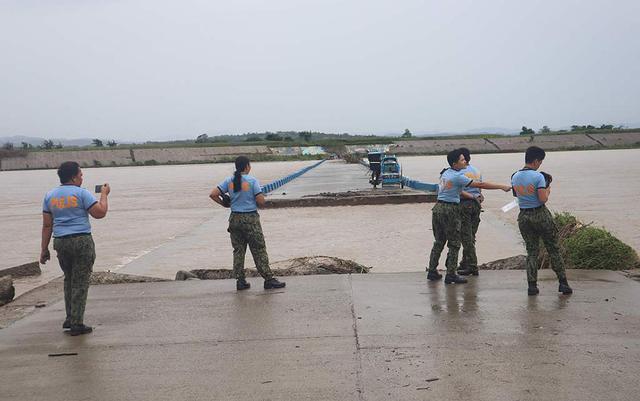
[53,234,95,325]
[460,200,481,272]
[228,212,274,280]
[428,202,462,275]
[517,206,566,282]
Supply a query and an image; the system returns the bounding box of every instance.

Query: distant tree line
[92,139,118,147]
[193,131,383,144]
[191,129,430,145]
[520,123,627,136]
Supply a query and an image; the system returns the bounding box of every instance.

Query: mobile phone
[95,185,102,193]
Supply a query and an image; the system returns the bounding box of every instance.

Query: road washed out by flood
[1,148,638,296]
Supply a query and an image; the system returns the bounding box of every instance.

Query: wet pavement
[1,270,639,401]
[267,159,374,199]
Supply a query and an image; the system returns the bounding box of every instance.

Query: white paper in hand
[501,199,518,213]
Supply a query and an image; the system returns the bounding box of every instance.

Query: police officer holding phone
[40,161,110,336]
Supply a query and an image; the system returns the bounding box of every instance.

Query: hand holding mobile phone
[95,185,102,193]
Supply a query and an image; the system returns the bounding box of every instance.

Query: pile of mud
[478,255,526,270]
[266,189,434,208]
[176,256,371,280]
[621,269,640,282]
[310,189,407,198]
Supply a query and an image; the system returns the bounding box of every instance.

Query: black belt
[520,205,545,211]
[231,211,258,214]
[54,233,91,239]
[437,200,458,205]
[460,198,476,202]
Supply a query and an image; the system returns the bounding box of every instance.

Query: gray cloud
[1,0,639,140]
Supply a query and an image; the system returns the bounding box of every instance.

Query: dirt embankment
[0,145,318,171]
[4,132,639,171]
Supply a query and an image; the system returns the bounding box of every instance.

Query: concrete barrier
[489,133,599,152]
[587,132,640,147]
[0,262,41,278]
[2,133,638,171]
[390,138,497,154]
[0,146,272,170]
[131,146,271,164]
[1,149,134,170]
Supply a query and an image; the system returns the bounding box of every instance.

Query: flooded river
[1,149,637,295]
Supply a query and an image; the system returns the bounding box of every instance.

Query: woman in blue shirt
[210,156,286,291]
[40,161,110,336]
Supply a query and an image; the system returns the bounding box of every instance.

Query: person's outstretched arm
[470,181,511,192]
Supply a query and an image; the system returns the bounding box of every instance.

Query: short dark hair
[459,147,471,162]
[57,161,80,184]
[525,146,546,164]
[447,149,464,167]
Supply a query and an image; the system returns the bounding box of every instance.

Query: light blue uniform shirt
[218,174,262,213]
[511,169,546,209]
[43,185,98,237]
[437,168,473,203]
[460,164,482,198]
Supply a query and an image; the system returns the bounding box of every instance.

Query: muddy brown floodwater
[1,149,638,296]
[401,148,640,253]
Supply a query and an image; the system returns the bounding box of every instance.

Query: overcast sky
[1,0,639,141]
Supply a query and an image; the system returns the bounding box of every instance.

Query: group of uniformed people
[427,146,573,296]
[39,146,571,336]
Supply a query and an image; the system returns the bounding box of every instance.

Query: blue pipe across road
[262,160,326,194]
[402,177,438,193]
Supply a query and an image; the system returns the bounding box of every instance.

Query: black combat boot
[264,278,286,289]
[62,318,71,330]
[558,278,573,295]
[69,324,93,336]
[444,274,467,284]
[528,281,539,296]
[236,279,251,291]
[458,268,479,276]
[427,270,443,281]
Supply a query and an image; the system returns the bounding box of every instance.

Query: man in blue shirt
[511,146,572,296]
[427,149,512,284]
[457,148,484,276]
[40,161,110,336]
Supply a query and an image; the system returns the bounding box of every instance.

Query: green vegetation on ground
[541,212,639,270]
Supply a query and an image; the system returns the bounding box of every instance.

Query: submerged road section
[1,270,638,401]
[265,159,436,207]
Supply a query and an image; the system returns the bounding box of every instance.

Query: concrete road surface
[267,159,373,199]
[1,270,639,401]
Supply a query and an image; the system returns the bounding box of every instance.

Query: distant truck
[367,151,403,188]
[380,154,403,188]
